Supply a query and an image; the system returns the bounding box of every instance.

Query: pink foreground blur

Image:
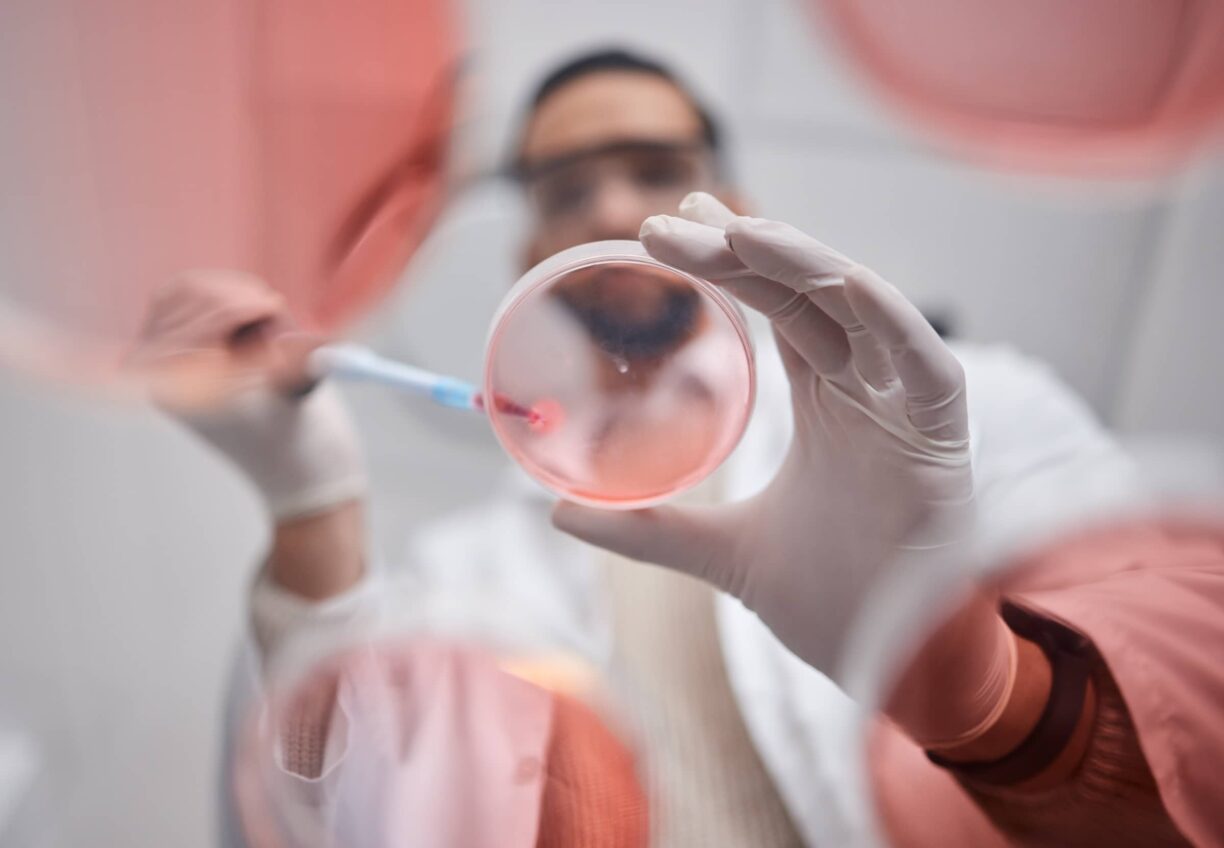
[870,517,1224,846]
[1,0,459,383]
[816,0,1224,174]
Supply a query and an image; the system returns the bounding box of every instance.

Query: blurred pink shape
[816,0,1224,174]
[0,0,459,386]
[236,641,553,848]
[869,514,1224,846]
[235,639,649,848]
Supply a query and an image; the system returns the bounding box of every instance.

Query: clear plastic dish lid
[484,240,756,509]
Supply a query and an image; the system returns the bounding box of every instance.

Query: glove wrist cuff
[175,382,367,522]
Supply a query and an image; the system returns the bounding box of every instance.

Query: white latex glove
[552,193,974,676]
[130,270,366,521]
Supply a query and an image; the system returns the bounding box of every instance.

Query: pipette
[309,343,546,426]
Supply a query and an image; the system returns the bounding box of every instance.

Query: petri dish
[484,240,755,509]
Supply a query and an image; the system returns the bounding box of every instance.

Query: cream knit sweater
[603,539,805,846]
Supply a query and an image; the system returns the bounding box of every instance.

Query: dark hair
[511,47,726,174]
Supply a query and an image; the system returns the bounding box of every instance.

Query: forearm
[173,379,369,601]
[192,383,377,667]
[252,501,372,782]
[251,503,383,682]
[269,499,367,600]
[885,591,1050,757]
[887,591,1074,759]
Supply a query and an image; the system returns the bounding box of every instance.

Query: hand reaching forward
[553,193,974,675]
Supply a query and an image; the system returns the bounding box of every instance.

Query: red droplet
[528,397,565,435]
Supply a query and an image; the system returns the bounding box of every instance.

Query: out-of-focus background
[1,0,1221,845]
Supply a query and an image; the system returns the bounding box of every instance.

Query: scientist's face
[516,70,733,265]
[514,70,739,363]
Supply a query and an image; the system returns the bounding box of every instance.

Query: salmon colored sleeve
[949,648,1190,847]
[994,522,1224,847]
[536,693,649,848]
[869,719,1014,848]
[872,521,1224,847]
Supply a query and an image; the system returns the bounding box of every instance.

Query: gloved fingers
[265,331,326,394]
[640,213,762,287]
[768,293,853,376]
[132,277,309,411]
[172,306,286,360]
[136,306,288,388]
[844,323,900,391]
[145,271,285,337]
[640,215,851,375]
[674,195,876,381]
[722,217,856,317]
[140,273,288,355]
[676,190,738,228]
[551,501,745,597]
[844,265,969,443]
[771,326,810,387]
[723,217,898,390]
[139,295,233,346]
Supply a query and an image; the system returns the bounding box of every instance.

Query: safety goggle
[507,138,717,224]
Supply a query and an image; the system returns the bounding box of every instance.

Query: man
[140,50,1161,846]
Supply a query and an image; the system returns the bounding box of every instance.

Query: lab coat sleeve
[225,568,389,846]
[247,478,609,679]
[249,565,389,684]
[955,342,1142,545]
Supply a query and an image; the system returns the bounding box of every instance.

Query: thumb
[551,501,744,594]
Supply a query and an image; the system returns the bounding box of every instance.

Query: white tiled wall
[0,377,262,846]
[1,2,1220,846]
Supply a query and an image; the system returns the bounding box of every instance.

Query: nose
[585,177,655,242]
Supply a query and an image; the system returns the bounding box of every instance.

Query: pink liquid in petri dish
[484,241,755,509]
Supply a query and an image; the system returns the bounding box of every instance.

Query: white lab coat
[221,317,1138,847]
